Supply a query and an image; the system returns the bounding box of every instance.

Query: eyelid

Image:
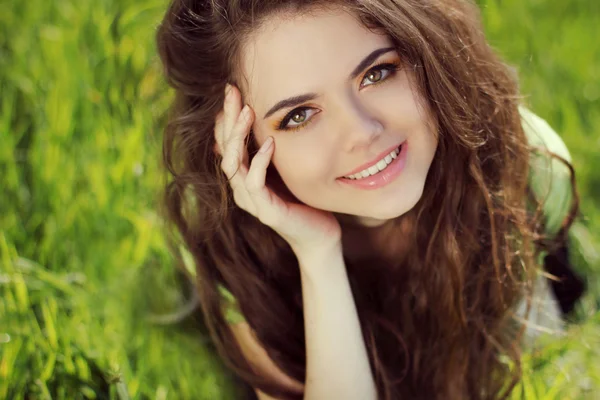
[275,61,401,132]
[276,107,320,131]
[360,61,401,87]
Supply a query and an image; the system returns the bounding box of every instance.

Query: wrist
[295,242,345,281]
[294,240,341,262]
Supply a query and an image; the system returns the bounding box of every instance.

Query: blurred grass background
[0,0,598,398]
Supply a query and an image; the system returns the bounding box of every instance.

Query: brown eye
[366,69,383,83]
[278,106,318,131]
[291,110,306,123]
[360,62,400,88]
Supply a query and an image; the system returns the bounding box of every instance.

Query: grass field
[1,0,599,398]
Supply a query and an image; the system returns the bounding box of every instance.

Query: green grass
[0,0,598,398]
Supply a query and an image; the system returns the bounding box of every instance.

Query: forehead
[238,8,394,110]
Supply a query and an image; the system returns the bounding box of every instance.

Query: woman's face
[238,7,438,226]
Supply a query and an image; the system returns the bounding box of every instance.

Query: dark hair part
[156,0,578,398]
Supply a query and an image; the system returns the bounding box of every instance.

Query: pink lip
[339,142,404,177]
[336,142,408,190]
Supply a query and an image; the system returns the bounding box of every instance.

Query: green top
[520,107,573,236]
[219,107,574,325]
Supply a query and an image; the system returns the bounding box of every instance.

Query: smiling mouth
[338,143,404,180]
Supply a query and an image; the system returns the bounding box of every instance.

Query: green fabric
[217,108,574,325]
[520,106,573,237]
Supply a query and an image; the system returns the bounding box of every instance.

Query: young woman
[156,0,580,398]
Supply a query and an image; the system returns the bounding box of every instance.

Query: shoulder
[218,286,304,397]
[520,106,572,162]
[230,321,305,398]
[520,106,574,237]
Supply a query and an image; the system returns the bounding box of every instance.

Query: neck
[333,213,390,228]
[334,212,413,264]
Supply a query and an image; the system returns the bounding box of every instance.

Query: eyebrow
[262,46,397,120]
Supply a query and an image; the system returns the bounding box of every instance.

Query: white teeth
[344,146,401,180]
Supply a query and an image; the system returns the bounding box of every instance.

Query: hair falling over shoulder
[156,0,578,398]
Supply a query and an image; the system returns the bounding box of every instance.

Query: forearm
[297,246,377,400]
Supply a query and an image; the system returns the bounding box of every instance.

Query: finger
[221,105,253,179]
[230,105,253,167]
[245,136,274,195]
[223,84,242,148]
[245,137,287,226]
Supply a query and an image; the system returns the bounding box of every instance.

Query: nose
[333,92,384,152]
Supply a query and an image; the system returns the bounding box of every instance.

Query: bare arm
[230,322,305,399]
[217,85,376,399]
[230,245,377,400]
[298,245,377,400]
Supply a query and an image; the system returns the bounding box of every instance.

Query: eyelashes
[275,61,402,132]
[276,107,319,132]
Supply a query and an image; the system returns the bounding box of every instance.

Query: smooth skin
[236,8,437,227]
[212,5,438,399]
[215,84,377,399]
[215,84,342,259]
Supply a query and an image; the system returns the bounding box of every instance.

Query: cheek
[381,70,430,127]
[272,142,334,188]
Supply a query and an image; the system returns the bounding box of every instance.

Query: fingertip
[259,136,274,154]
[240,105,251,122]
[246,105,255,120]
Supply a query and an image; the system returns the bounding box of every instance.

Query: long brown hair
[156,0,577,398]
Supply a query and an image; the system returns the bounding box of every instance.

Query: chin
[361,206,411,222]
[361,185,425,221]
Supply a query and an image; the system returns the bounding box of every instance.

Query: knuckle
[220,159,231,175]
[220,155,237,171]
[221,138,232,153]
[233,147,244,160]
[244,178,260,193]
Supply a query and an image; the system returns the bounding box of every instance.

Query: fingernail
[241,105,251,120]
[259,137,273,153]
[225,83,232,97]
